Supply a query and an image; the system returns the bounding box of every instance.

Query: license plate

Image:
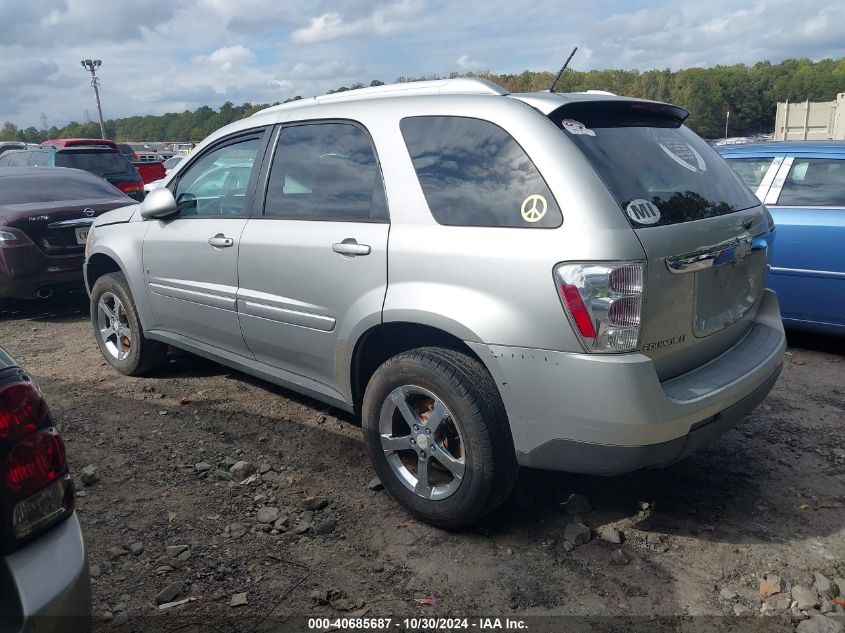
[75,227,89,245]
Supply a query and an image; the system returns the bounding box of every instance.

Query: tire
[90,272,167,376]
[362,347,518,529]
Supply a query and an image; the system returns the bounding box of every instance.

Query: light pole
[725,110,730,139]
[80,59,107,139]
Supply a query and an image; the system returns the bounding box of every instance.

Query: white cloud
[456,54,483,71]
[291,0,424,43]
[202,45,257,72]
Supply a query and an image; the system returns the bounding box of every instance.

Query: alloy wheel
[378,385,466,500]
[96,292,132,361]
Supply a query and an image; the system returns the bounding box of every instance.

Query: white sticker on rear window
[650,129,706,173]
[626,199,661,225]
[561,119,596,136]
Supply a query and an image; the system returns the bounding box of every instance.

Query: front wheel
[362,347,518,529]
[90,272,167,376]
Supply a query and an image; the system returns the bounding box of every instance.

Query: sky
[1,0,844,129]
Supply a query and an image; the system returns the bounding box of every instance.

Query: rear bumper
[1,513,91,633]
[469,289,786,475]
[0,246,85,299]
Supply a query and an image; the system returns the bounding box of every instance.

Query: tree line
[2,57,843,144]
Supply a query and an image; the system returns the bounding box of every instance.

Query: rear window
[0,173,124,205]
[55,150,134,177]
[550,102,760,228]
[777,158,845,207]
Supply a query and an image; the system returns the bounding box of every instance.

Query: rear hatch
[549,100,773,380]
[0,171,132,256]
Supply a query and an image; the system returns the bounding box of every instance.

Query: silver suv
[84,78,785,528]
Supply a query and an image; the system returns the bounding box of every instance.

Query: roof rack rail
[254,77,508,116]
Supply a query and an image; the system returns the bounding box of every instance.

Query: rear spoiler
[549,99,690,128]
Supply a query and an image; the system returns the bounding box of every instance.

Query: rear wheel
[90,272,167,375]
[363,347,518,528]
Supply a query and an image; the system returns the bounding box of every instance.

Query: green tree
[0,121,18,141]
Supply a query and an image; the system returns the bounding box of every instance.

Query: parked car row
[0,145,145,201]
[3,76,841,629]
[0,168,135,299]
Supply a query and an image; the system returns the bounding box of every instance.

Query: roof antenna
[549,46,578,93]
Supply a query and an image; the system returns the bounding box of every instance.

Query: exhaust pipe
[36,287,53,299]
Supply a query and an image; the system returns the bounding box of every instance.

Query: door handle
[208,234,234,248]
[332,239,371,257]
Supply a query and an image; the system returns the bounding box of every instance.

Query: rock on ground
[564,520,591,546]
[793,585,821,610]
[796,615,845,633]
[299,496,329,511]
[81,465,99,486]
[600,526,623,544]
[256,506,279,524]
[156,582,182,605]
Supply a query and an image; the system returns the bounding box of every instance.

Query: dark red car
[0,167,134,300]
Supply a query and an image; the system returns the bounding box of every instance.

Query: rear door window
[725,158,776,188]
[549,102,760,228]
[400,116,561,228]
[264,122,387,222]
[776,158,845,207]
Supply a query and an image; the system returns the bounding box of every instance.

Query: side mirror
[139,187,178,219]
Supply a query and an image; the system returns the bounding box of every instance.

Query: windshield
[0,173,125,205]
[55,150,135,177]
[550,102,760,228]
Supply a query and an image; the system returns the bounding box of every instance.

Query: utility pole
[80,59,107,139]
[725,110,730,139]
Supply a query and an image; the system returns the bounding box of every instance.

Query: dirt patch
[2,295,844,629]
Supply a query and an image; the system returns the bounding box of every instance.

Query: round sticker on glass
[521,194,548,223]
[561,119,596,136]
[626,199,661,225]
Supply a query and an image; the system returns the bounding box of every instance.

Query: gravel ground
[1,295,844,632]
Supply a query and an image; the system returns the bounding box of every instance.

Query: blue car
[718,141,845,335]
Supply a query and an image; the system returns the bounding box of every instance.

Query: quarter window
[264,123,387,222]
[400,116,561,228]
[777,158,845,207]
[173,136,262,216]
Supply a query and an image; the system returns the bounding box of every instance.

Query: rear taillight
[0,228,33,248]
[114,181,144,194]
[5,430,66,495]
[0,382,47,441]
[0,379,73,548]
[555,261,645,353]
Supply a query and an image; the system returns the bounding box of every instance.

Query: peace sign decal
[520,194,548,223]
